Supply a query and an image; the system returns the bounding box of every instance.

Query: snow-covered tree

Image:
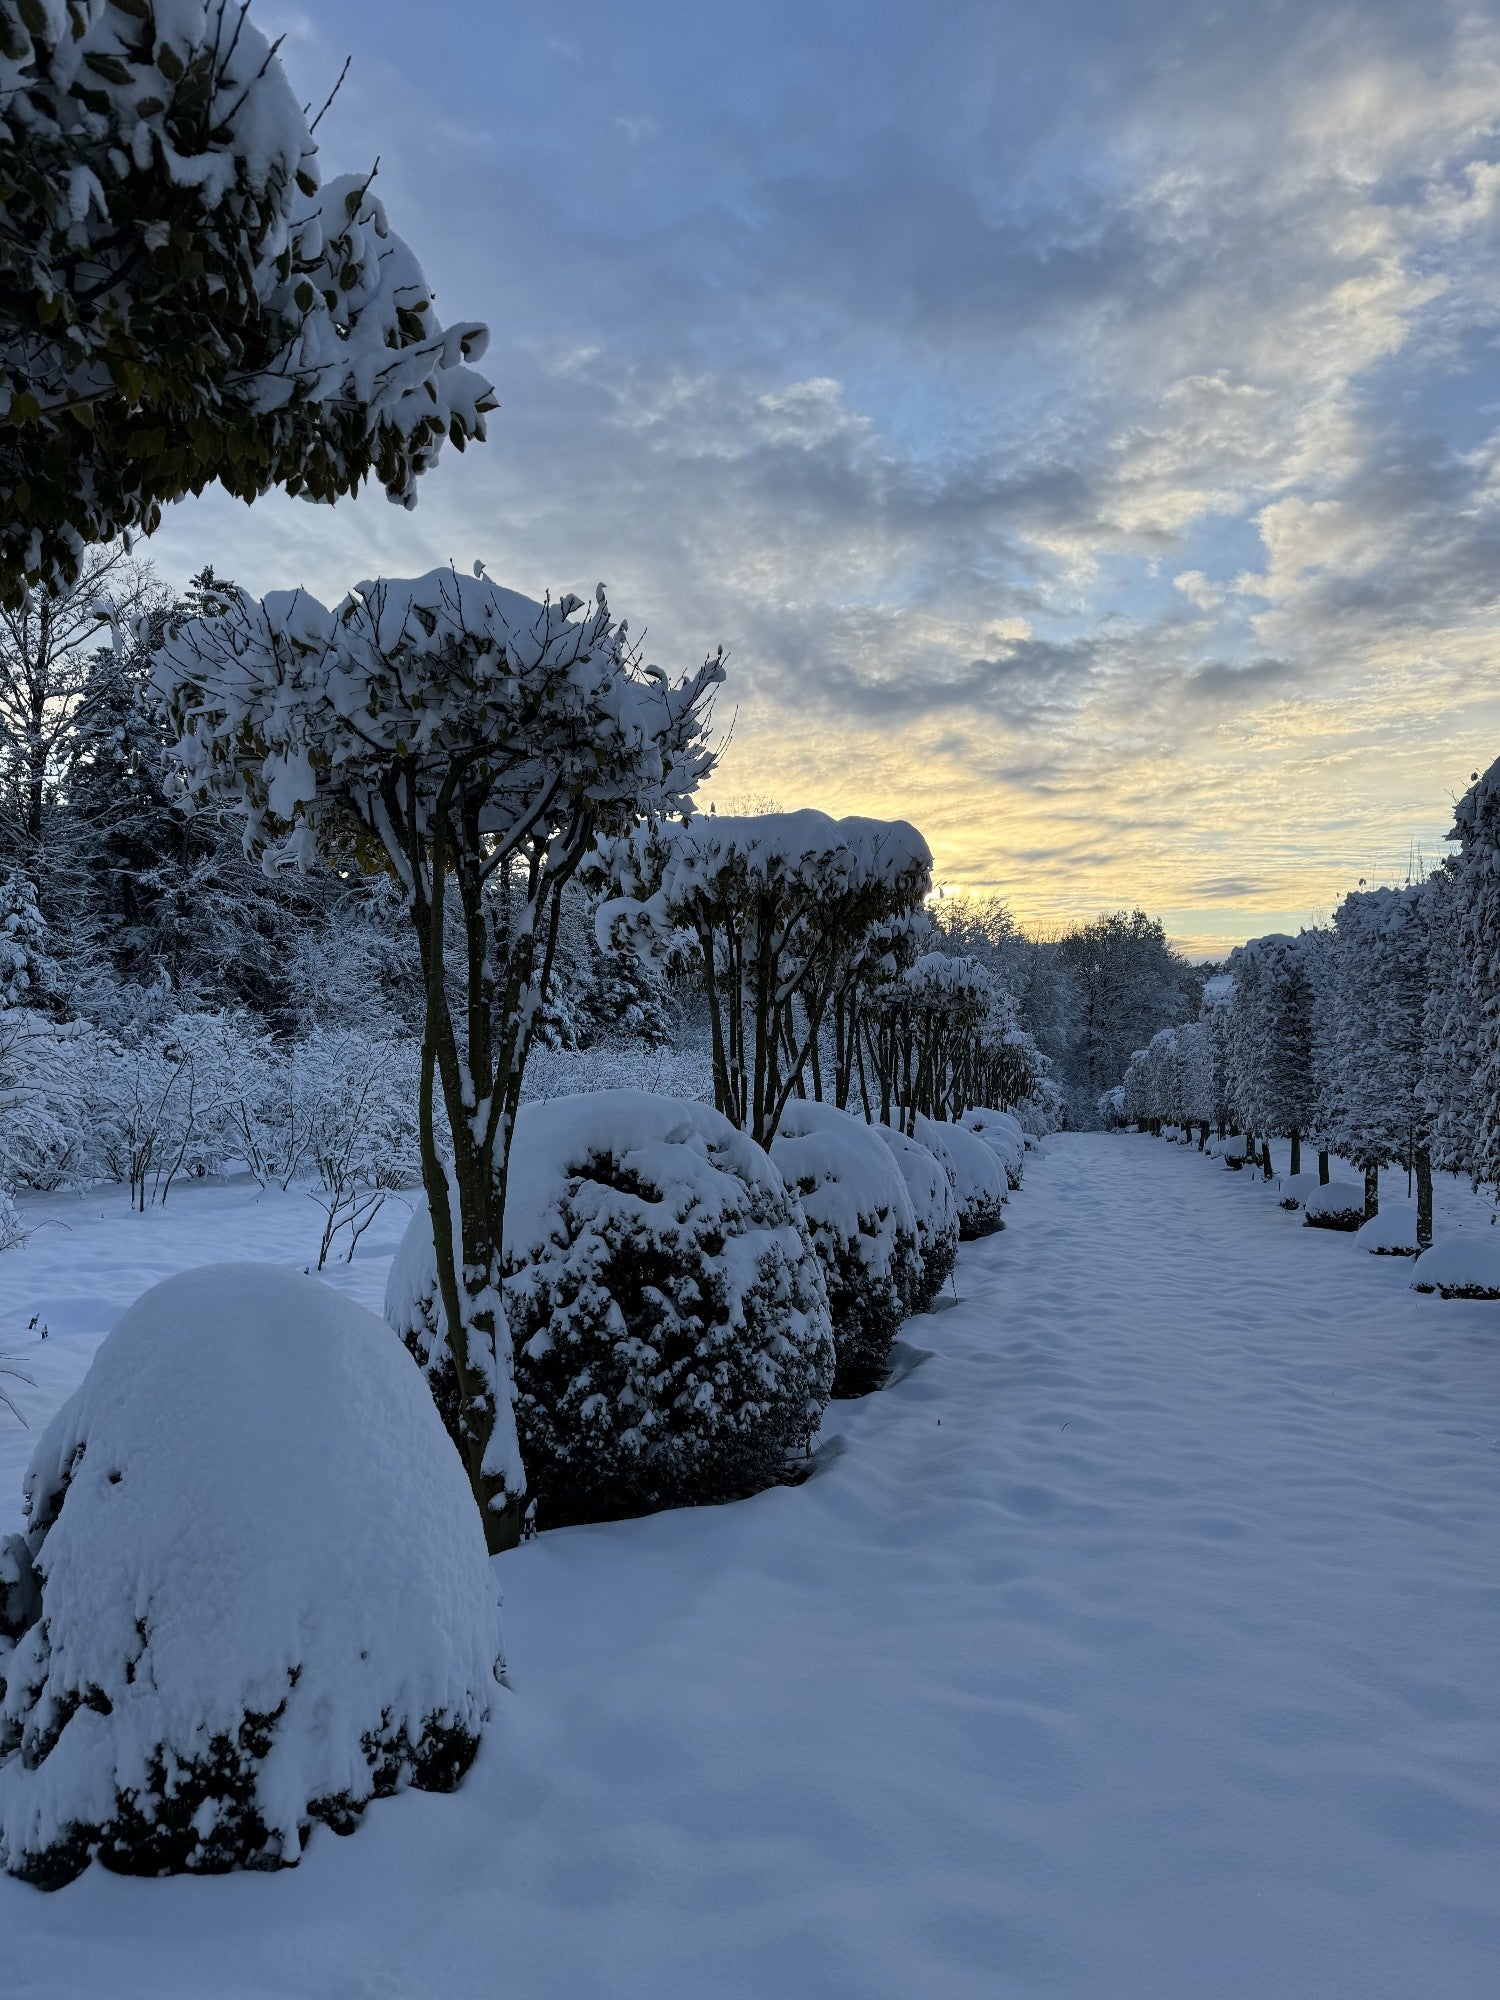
[156,568,721,1550]
[0,872,58,1011]
[1419,858,1478,1184]
[1224,933,1318,1176]
[599,811,931,1148]
[1316,888,1429,1226]
[1441,759,1500,1206]
[0,1,494,604]
[1052,909,1200,1123]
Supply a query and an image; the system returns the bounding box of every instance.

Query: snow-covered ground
[3,1133,1500,1997]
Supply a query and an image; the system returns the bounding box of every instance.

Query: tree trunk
[1318,1148,1329,1185]
[1261,1138,1273,1180]
[1198,1122,1207,1150]
[1415,1146,1433,1251]
[1363,1163,1379,1220]
[1289,1128,1301,1177]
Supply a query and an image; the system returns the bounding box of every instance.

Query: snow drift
[0,1265,502,1890]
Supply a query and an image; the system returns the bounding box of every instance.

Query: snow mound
[0,1266,502,1891]
[1276,1170,1325,1211]
[389,1093,834,1527]
[871,1122,959,1313]
[956,1108,1025,1190]
[1303,1181,1366,1231]
[771,1101,920,1396]
[1410,1236,1500,1299]
[1356,1204,1421,1256]
[912,1116,1006,1240]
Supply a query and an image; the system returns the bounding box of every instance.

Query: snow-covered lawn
[4,1132,1500,1997]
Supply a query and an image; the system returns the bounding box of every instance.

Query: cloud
[141,0,1500,951]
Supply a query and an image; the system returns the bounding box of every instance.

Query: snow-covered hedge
[957,1108,1026,1190]
[0,1266,502,1890]
[769,1100,920,1395]
[388,1092,834,1528]
[1410,1237,1500,1299]
[913,1115,1006,1239]
[1356,1205,1420,1256]
[872,1123,958,1312]
[1302,1181,1366,1231]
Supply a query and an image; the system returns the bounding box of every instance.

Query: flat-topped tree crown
[0,0,494,605]
[597,808,932,1146]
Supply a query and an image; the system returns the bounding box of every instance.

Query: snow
[0,1264,502,1886]
[2,1134,1499,1991]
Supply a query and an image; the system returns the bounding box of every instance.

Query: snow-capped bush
[871,1123,958,1312]
[1356,1205,1420,1256]
[957,1108,1026,1190]
[0,1266,502,1890]
[0,876,58,1013]
[1410,1237,1500,1299]
[912,1115,1006,1239]
[388,1092,834,1529]
[1276,1170,1325,1211]
[1302,1181,1366,1231]
[767,1099,919,1395]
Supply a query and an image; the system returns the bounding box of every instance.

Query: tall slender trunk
[1363,1163,1379,1221]
[1261,1138,1273,1180]
[1318,1148,1330,1185]
[1415,1146,1433,1251]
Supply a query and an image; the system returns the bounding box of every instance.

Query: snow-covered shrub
[913,1114,1006,1239]
[1302,1181,1366,1231]
[957,1108,1026,1190]
[1356,1205,1420,1256]
[289,1032,422,1267]
[1097,1083,1127,1129]
[769,1100,920,1393]
[872,1123,958,1312]
[387,1092,834,1529]
[0,1191,21,1254]
[1276,1170,1324,1211]
[1410,1237,1500,1299]
[0,1265,502,1890]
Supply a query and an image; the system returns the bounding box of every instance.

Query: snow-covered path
[6,1133,1500,1997]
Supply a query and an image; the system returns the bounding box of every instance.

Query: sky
[148,0,1500,956]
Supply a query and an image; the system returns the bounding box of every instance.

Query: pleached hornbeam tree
[156,567,722,1549]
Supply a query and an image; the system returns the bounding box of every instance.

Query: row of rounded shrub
[387,1090,1025,1531]
[1152,1123,1500,1301]
[0,1089,1029,1888]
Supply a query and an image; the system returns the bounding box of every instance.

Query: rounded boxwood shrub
[913,1114,1006,1239]
[873,1121,958,1312]
[0,1265,502,1891]
[388,1091,835,1530]
[1302,1181,1366,1231]
[769,1099,921,1396]
[957,1108,1026,1190]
